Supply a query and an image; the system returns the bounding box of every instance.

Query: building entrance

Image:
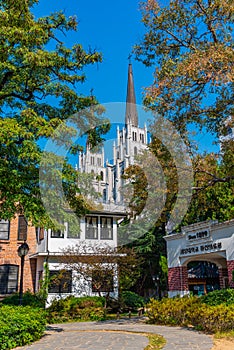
[187,261,220,295]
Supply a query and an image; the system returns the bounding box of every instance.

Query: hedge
[1,291,45,308]
[146,296,234,333]
[120,291,145,311]
[46,296,106,323]
[200,289,234,306]
[0,305,46,350]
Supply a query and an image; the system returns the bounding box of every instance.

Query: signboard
[180,242,222,255]
[186,230,209,241]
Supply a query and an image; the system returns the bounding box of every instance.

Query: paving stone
[14,318,213,350]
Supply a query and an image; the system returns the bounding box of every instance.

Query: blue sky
[33,0,153,105]
[33,0,217,153]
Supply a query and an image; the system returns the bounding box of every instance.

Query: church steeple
[125,63,138,127]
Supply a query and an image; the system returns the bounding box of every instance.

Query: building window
[103,189,107,202]
[132,131,137,141]
[36,227,44,241]
[85,216,98,239]
[92,269,114,292]
[100,217,113,240]
[91,156,95,165]
[100,171,104,181]
[48,270,72,294]
[134,147,138,155]
[0,219,10,240]
[18,215,27,241]
[51,229,64,238]
[97,158,102,166]
[67,222,80,239]
[0,264,19,294]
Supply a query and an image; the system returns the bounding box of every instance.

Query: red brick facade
[218,267,228,289]
[0,215,37,295]
[168,266,189,291]
[168,263,234,293]
[227,260,234,288]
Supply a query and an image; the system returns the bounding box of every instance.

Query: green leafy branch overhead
[0,0,107,226]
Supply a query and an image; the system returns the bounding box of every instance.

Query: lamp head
[17,242,29,257]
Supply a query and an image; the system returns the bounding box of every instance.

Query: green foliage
[147,296,200,326]
[36,261,50,307]
[135,0,233,135]
[46,296,106,323]
[0,0,105,226]
[201,289,234,306]
[120,291,145,310]
[147,296,234,333]
[181,151,234,225]
[0,305,46,350]
[134,0,234,222]
[1,291,44,308]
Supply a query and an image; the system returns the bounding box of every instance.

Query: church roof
[125,63,138,127]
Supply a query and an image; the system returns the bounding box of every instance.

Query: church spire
[125,63,138,127]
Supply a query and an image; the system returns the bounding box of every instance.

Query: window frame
[85,216,98,239]
[0,219,10,240]
[67,222,80,239]
[18,215,28,241]
[36,227,44,241]
[48,270,72,294]
[100,216,113,240]
[92,269,114,293]
[51,229,64,238]
[0,264,19,294]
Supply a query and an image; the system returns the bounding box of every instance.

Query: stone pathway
[16,318,213,350]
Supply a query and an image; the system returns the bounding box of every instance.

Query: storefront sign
[180,242,222,255]
[187,230,209,241]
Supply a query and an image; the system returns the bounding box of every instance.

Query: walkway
[16,318,213,350]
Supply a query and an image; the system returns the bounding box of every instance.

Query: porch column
[227,260,234,288]
[168,266,189,296]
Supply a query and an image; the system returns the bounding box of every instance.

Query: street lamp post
[152,274,161,300]
[17,242,29,306]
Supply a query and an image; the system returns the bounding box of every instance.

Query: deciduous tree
[59,243,142,306]
[134,0,233,136]
[0,0,106,227]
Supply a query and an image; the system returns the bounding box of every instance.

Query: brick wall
[218,267,228,289]
[227,260,234,288]
[0,215,37,294]
[168,266,188,291]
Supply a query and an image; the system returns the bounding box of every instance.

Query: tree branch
[196,0,218,43]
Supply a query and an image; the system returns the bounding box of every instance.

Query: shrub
[46,296,106,323]
[120,291,145,311]
[200,289,234,306]
[1,291,44,308]
[146,296,234,333]
[0,305,46,350]
[147,296,201,326]
[191,303,234,333]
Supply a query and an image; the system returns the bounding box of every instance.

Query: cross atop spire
[125,63,138,127]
